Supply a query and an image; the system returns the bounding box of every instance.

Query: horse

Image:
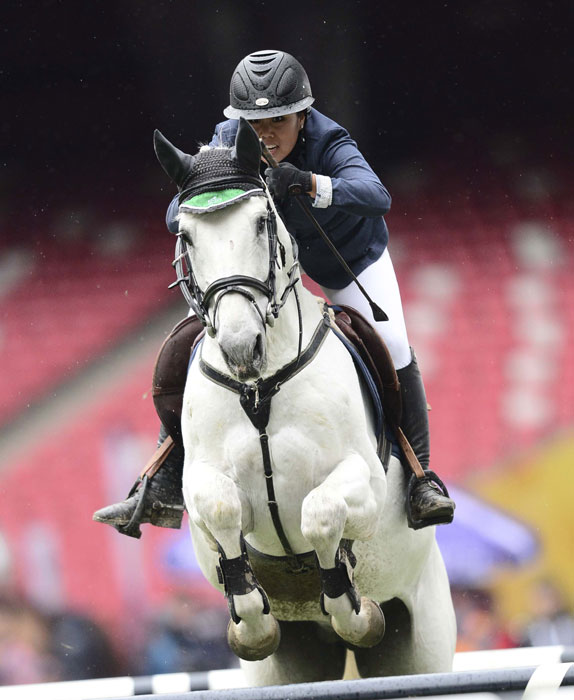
[153,118,456,686]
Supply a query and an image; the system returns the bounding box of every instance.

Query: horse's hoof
[227,616,281,661]
[355,597,386,647]
[332,597,385,648]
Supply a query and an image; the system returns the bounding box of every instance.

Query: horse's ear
[153,130,195,189]
[232,117,262,174]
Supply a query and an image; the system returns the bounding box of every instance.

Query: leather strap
[393,426,426,479]
[138,435,175,480]
[198,310,332,416]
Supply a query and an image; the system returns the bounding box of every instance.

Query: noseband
[170,195,300,336]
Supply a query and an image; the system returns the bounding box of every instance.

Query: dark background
[2,0,572,228]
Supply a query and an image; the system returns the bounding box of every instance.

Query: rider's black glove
[265,163,313,202]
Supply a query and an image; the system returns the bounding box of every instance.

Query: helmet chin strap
[260,141,388,324]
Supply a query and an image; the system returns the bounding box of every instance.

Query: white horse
[154,119,456,686]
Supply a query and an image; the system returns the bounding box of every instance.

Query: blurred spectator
[49,609,122,680]
[519,579,574,647]
[0,533,13,594]
[0,595,59,685]
[452,586,518,652]
[140,591,237,674]
[0,591,122,685]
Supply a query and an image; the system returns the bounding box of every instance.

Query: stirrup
[406,470,454,530]
[115,475,151,539]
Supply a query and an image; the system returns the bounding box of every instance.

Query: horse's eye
[257,217,267,235]
[179,230,193,246]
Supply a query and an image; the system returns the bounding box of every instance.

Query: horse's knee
[196,493,241,535]
[301,490,347,549]
[188,471,244,555]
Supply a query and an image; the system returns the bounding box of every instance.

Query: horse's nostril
[253,334,264,365]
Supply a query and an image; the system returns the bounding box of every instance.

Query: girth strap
[198,309,332,571]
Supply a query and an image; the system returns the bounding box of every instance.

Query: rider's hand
[265,163,313,202]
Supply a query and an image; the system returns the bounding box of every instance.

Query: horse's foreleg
[185,467,280,661]
[301,453,386,648]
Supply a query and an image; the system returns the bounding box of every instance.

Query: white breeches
[321,248,412,370]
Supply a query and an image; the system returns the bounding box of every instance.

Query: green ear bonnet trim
[180,187,264,213]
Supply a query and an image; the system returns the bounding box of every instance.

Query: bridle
[169,181,334,572]
[170,190,301,338]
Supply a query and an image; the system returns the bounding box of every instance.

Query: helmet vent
[276,66,297,98]
[250,51,279,59]
[231,73,249,101]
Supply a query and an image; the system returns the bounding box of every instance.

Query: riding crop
[260,141,388,323]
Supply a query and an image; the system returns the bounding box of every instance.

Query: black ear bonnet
[154,118,265,213]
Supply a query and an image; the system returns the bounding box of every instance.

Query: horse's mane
[198,143,230,153]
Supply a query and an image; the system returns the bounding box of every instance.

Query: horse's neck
[264,280,326,374]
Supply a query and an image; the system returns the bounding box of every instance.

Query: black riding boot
[396,349,455,530]
[92,425,185,539]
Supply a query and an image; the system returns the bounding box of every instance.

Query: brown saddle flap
[152,315,204,444]
[333,304,402,428]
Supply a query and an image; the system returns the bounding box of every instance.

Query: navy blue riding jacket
[166,108,391,289]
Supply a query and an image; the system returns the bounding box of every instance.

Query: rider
[94,50,455,535]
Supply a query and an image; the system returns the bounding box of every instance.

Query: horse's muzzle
[219,329,267,381]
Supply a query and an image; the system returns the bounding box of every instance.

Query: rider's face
[248,112,305,163]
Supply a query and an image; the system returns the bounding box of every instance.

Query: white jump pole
[9,664,572,700]
[0,646,573,700]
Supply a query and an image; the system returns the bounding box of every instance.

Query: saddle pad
[329,326,384,438]
[330,305,402,461]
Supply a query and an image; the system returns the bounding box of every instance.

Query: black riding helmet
[223,50,314,120]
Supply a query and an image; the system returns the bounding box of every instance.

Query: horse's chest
[187,376,351,490]
[223,422,334,494]
[191,366,348,434]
